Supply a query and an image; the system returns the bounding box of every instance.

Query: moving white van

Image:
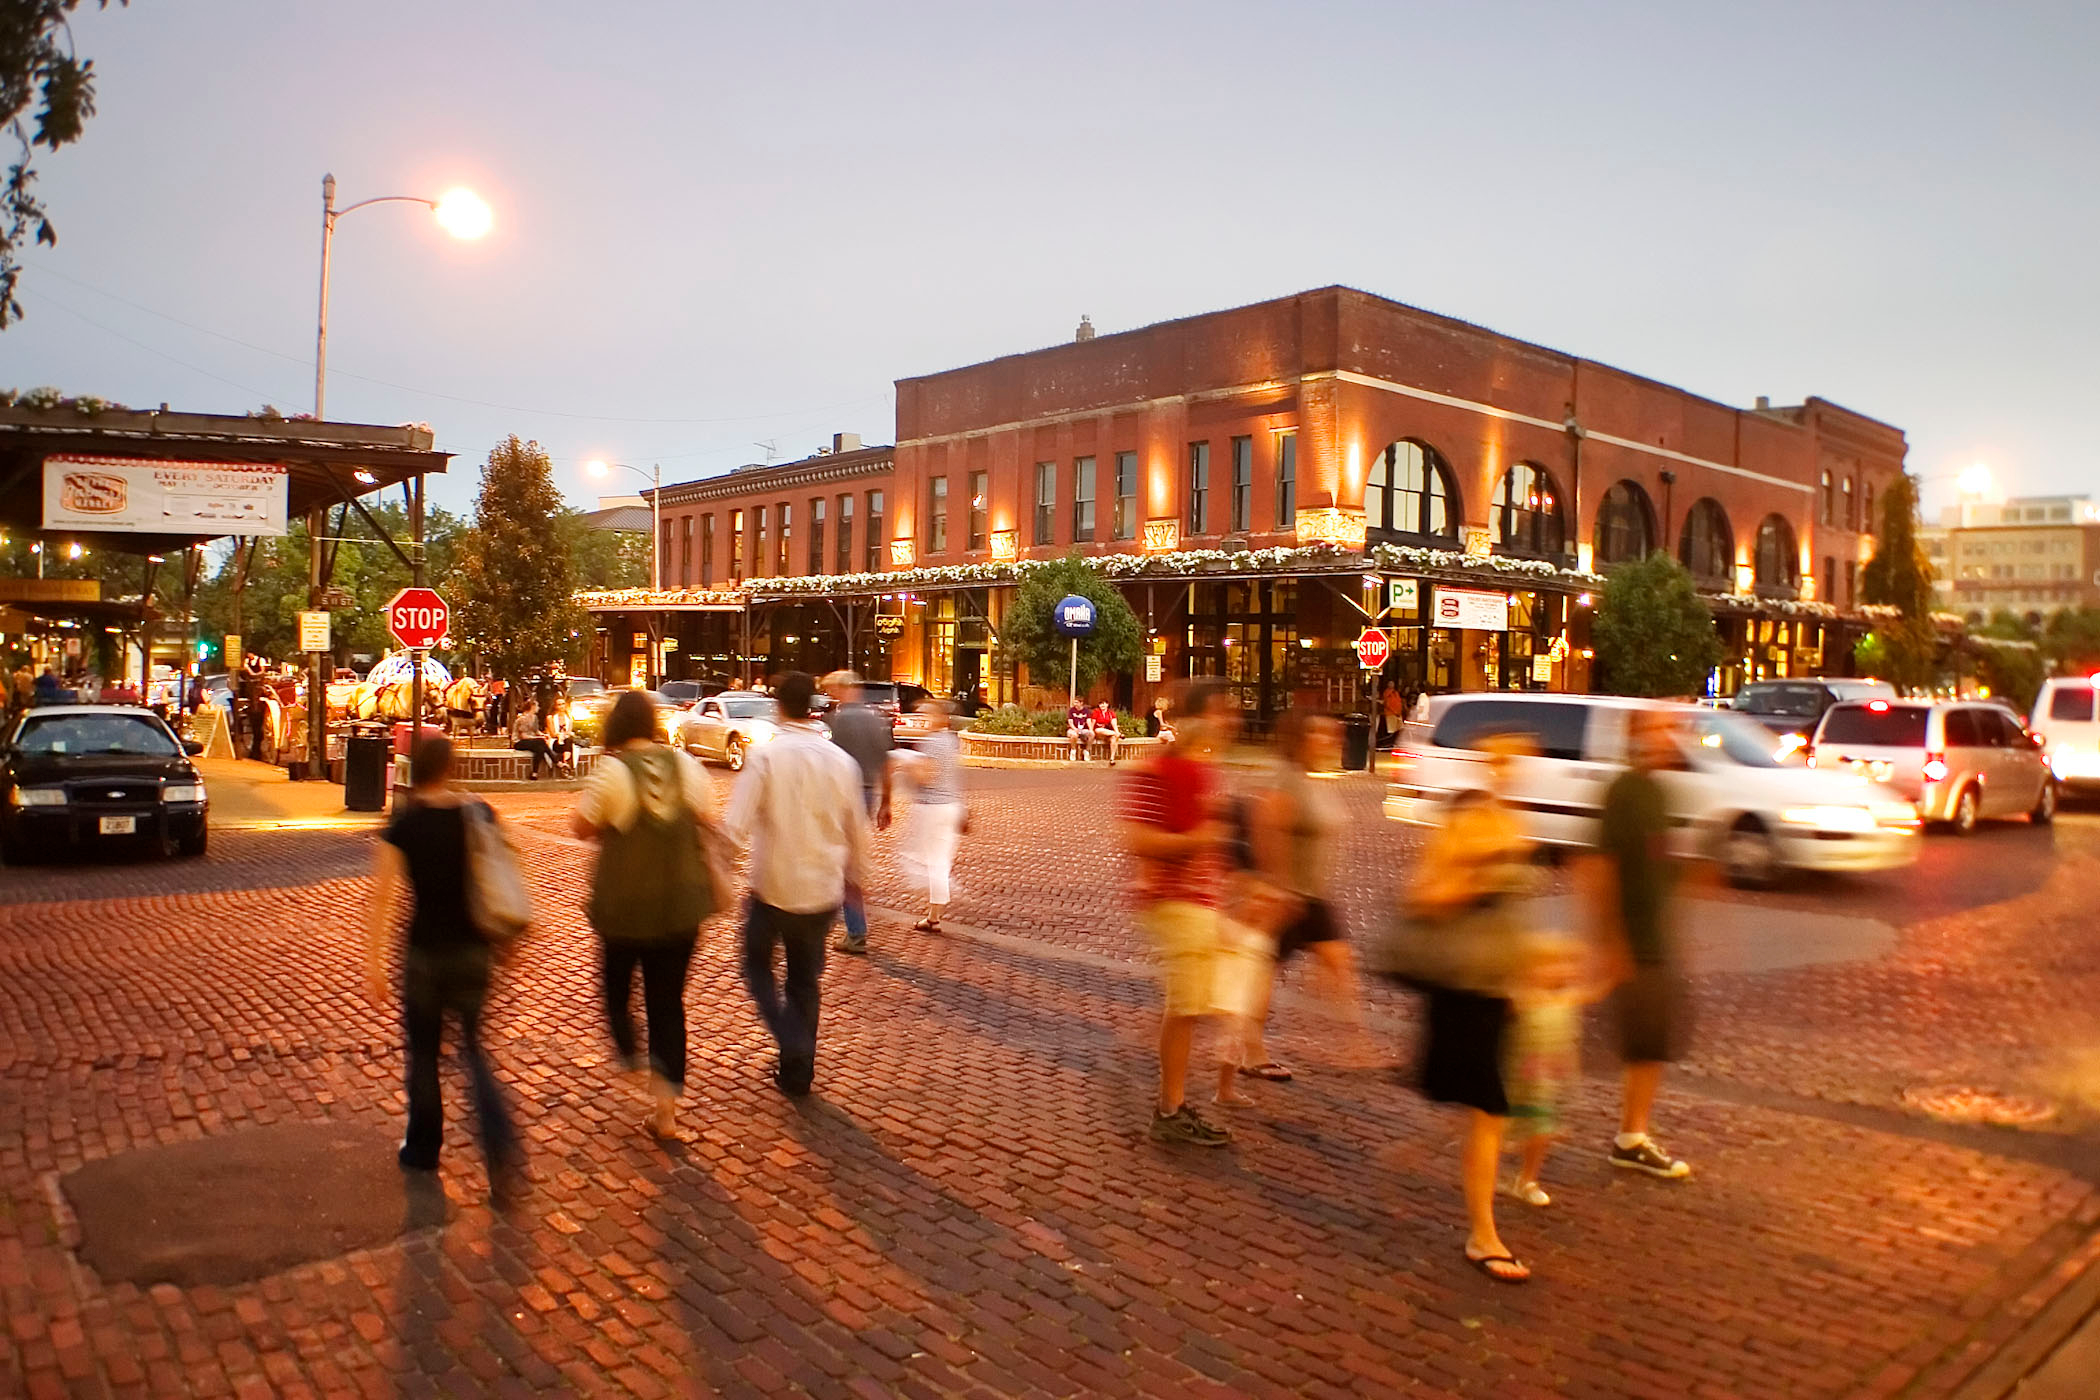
[2032,675,2100,793]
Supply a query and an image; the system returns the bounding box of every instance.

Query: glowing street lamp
[588,458,663,591]
[1957,462,1994,498]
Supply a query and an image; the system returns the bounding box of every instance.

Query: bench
[959,731,1161,765]
[388,746,603,792]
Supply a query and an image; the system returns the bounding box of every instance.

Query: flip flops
[1465,1250,1530,1284]
[1238,1062,1294,1082]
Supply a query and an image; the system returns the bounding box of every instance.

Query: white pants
[909,801,964,906]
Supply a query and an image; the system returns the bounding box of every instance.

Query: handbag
[464,801,534,942]
[1368,897,1525,994]
[692,814,736,925]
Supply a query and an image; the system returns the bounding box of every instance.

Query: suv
[1386,693,1918,886]
[2030,676,2100,793]
[1730,678,1895,756]
[1810,699,2056,833]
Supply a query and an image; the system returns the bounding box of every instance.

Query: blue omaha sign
[1053,594,1098,638]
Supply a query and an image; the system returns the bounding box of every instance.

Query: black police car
[1,706,209,864]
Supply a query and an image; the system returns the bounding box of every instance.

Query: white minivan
[2031,676,2100,793]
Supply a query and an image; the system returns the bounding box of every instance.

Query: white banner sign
[41,455,290,536]
[1433,587,1510,632]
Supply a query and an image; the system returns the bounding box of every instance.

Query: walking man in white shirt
[726,671,870,1096]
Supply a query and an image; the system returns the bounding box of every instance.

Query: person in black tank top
[364,738,521,1194]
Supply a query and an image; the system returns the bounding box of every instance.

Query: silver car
[1810,699,2056,833]
[677,692,781,771]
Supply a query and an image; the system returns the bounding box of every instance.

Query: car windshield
[16,714,181,757]
[568,679,604,696]
[1819,705,1931,748]
[858,684,897,704]
[1732,683,1826,719]
[1686,712,1786,768]
[723,699,778,720]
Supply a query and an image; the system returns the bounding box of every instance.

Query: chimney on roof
[1075,314,1096,342]
[1754,395,1770,411]
[832,432,862,455]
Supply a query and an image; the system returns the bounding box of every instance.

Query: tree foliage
[1592,552,1724,698]
[1001,552,1142,694]
[1,2,126,326]
[1858,472,1938,691]
[562,511,649,590]
[453,436,585,680]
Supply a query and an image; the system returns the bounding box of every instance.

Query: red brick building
[584,286,1907,719]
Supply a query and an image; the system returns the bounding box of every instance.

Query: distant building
[582,493,651,534]
[1924,495,2100,619]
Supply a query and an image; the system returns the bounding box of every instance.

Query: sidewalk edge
[1946,1242,2100,1400]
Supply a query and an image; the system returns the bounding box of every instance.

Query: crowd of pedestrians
[363,669,1701,1289]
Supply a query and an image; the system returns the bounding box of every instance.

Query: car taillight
[1922,753,1948,783]
[1392,748,1417,775]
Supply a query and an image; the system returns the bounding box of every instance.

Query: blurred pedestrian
[1404,734,1538,1282]
[726,671,868,1096]
[1236,711,1363,1084]
[1500,929,1606,1207]
[570,689,722,1141]
[903,699,966,933]
[822,669,893,956]
[1581,705,1697,1180]
[363,737,522,1195]
[1119,676,1239,1146]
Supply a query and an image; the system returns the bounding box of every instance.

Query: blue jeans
[741,896,834,1087]
[400,943,518,1170]
[840,785,879,945]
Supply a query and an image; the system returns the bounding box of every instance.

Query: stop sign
[385,587,450,650]
[1354,627,1390,669]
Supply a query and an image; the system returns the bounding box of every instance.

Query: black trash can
[1340,713,1374,772]
[344,733,391,812]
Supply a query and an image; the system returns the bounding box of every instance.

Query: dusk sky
[0,1,2092,519]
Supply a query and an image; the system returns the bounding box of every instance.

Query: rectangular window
[968,470,987,551]
[1113,452,1137,540]
[660,520,673,586]
[1230,436,1252,532]
[1188,442,1210,535]
[809,497,826,575]
[1073,456,1096,542]
[1033,462,1056,544]
[866,490,884,571]
[928,475,949,553]
[753,506,767,578]
[701,513,715,586]
[837,494,854,574]
[777,502,791,575]
[1274,430,1297,528]
[730,509,745,581]
[1844,560,1857,606]
[679,516,693,586]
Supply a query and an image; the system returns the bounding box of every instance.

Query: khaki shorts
[1140,901,1226,1018]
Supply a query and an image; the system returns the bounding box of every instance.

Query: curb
[1946,1245,2100,1400]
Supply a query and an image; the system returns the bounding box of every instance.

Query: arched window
[1594,479,1657,566]
[1678,498,1734,585]
[1753,514,1799,595]
[1364,439,1458,542]
[1489,462,1565,557]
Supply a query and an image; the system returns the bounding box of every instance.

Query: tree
[1001,552,1142,696]
[560,509,649,590]
[2042,607,2100,675]
[1859,472,1938,692]
[2,2,127,326]
[1592,552,1724,698]
[453,437,585,681]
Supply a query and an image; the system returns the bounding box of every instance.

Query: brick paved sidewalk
[1,780,2095,1397]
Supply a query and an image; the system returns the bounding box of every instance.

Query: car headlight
[163,784,205,803]
[11,786,65,807]
[1780,804,1876,832]
[1868,800,1921,827]
[746,726,775,744]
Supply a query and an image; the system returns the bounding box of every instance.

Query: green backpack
[586,747,718,939]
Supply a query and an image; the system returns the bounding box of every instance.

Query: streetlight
[587,459,663,590]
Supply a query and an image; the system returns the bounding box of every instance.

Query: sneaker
[832,935,867,956]
[1499,1176,1551,1207]
[1149,1104,1231,1146]
[1610,1135,1691,1179]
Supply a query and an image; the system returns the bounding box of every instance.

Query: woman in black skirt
[1406,739,1538,1283]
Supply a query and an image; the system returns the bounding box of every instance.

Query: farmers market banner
[41,454,289,536]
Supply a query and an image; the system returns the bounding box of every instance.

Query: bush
[967,707,1142,737]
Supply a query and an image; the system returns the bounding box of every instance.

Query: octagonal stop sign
[1354,627,1390,669]
[385,587,450,650]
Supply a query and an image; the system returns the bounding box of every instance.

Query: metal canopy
[0,405,451,556]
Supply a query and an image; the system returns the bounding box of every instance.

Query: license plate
[98,816,137,835]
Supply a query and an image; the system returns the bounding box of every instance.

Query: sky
[0,0,2094,520]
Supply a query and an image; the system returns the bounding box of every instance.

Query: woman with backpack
[571,689,725,1141]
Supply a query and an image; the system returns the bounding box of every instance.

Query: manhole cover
[1901,1086,2058,1127]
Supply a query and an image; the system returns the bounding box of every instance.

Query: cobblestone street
[3,763,2097,1398]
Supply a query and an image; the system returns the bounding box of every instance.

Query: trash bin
[344,733,391,812]
[1340,713,1374,772]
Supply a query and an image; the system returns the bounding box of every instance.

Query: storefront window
[925,594,957,696]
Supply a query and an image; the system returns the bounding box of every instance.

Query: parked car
[657,679,727,707]
[677,691,781,771]
[2,706,209,864]
[855,681,930,723]
[2030,676,2100,794]
[1730,678,1896,759]
[1385,693,1919,886]
[1809,698,2056,833]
